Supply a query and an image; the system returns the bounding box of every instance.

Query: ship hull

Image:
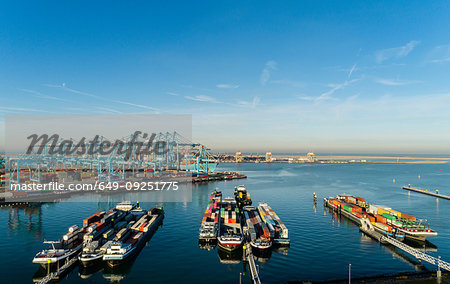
[79,253,103,267]
[218,239,243,251]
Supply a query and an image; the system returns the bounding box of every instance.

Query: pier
[381,235,450,271]
[403,186,450,200]
[244,244,262,284]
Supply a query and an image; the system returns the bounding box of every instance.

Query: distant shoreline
[218,153,450,164]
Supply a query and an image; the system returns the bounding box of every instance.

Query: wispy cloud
[270,79,305,88]
[19,88,69,102]
[95,107,122,114]
[237,96,260,108]
[374,78,421,86]
[428,44,450,63]
[260,60,277,86]
[185,95,221,104]
[216,84,239,89]
[43,83,101,99]
[297,95,316,101]
[316,78,360,101]
[0,106,48,113]
[348,64,357,79]
[113,100,159,111]
[375,40,420,63]
[167,92,180,96]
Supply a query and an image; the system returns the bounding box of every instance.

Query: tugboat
[217,197,244,251]
[234,185,252,209]
[103,206,164,267]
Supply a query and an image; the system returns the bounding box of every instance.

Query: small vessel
[257,202,289,245]
[217,197,243,250]
[199,189,221,242]
[103,206,164,267]
[234,185,252,208]
[243,206,272,250]
[32,225,83,269]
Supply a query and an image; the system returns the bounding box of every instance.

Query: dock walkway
[403,186,450,200]
[244,244,262,284]
[382,235,450,271]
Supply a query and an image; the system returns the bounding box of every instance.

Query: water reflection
[198,241,217,251]
[253,248,272,263]
[78,263,104,279]
[5,203,43,238]
[217,246,243,264]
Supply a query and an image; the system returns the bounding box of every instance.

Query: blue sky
[1,1,450,153]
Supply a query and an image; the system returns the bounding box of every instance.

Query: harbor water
[1,162,449,283]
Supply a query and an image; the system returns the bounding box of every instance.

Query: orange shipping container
[355,197,365,203]
[401,213,416,221]
[376,215,387,224]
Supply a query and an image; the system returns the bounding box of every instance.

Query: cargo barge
[199,189,222,242]
[103,206,164,268]
[325,194,437,242]
[257,202,289,245]
[325,195,405,241]
[218,197,243,250]
[78,201,135,267]
[243,205,272,250]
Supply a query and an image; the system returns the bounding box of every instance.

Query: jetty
[243,244,262,284]
[403,186,450,200]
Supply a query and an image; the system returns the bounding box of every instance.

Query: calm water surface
[1,162,449,283]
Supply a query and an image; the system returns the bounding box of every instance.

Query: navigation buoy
[393,179,395,183]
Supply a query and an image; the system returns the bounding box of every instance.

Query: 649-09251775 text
[9,181,180,192]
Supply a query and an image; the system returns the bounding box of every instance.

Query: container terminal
[0,134,246,205]
[32,201,163,283]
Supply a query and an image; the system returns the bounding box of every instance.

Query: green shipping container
[343,205,352,212]
[382,213,396,220]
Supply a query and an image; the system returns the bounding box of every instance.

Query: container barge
[243,205,272,250]
[325,194,437,241]
[234,185,252,209]
[199,189,222,242]
[78,201,135,267]
[103,206,164,268]
[257,202,289,245]
[218,197,243,250]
